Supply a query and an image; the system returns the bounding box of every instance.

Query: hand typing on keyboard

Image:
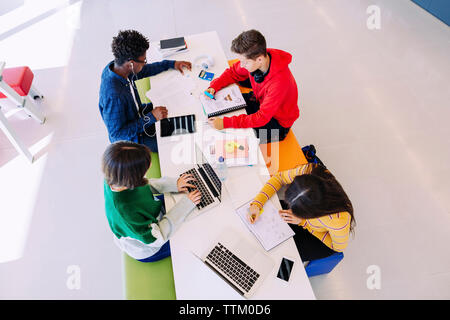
[177,173,197,192]
[187,189,202,205]
[180,169,215,209]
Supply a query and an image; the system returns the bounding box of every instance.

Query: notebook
[158,37,188,58]
[160,37,186,50]
[202,135,258,168]
[199,84,247,118]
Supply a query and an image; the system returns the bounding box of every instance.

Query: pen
[250,208,263,223]
[204,90,215,100]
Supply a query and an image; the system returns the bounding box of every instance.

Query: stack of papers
[145,70,199,116]
[202,135,259,168]
[215,138,249,160]
[158,37,188,58]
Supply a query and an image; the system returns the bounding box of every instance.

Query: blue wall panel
[412,0,450,26]
[412,0,432,9]
[428,0,450,25]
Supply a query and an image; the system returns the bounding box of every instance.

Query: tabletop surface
[147,31,315,300]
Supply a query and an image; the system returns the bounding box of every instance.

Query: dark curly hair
[111,30,149,66]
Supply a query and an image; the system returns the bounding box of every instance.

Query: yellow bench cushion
[259,129,308,176]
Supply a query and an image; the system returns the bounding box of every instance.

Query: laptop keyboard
[183,168,214,209]
[206,243,260,293]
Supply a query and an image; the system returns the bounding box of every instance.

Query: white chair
[0,62,46,163]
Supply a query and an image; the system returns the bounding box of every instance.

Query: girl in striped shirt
[249,163,355,262]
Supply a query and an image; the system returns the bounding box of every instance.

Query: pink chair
[0,62,45,162]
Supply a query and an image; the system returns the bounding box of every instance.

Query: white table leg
[24,95,46,124]
[0,108,34,163]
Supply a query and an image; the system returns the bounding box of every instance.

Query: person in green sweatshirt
[102,141,201,262]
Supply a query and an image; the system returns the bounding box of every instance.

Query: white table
[147,31,315,300]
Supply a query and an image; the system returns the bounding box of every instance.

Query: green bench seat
[122,78,177,300]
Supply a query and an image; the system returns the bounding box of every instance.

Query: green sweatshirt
[104,177,195,260]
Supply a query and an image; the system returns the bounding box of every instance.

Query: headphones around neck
[250,70,266,83]
[250,52,271,83]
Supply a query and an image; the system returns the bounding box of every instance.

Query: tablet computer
[160,114,196,137]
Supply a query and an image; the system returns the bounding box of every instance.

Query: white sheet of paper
[146,70,197,111]
[236,200,295,251]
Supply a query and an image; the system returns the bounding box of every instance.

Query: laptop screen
[195,143,208,166]
[194,143,222,200]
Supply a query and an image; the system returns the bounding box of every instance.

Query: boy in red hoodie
[206,30,299,143]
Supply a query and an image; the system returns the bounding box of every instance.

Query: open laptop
[193,227,274,299]
[181,143,222,219]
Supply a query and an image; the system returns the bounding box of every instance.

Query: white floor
[0,0,449,299]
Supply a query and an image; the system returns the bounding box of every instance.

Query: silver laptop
[194,227,274,299]
[182,144,222,219]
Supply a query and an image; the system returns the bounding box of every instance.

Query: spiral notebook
[199,84,247,118]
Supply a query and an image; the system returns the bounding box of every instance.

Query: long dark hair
[284,164,355,234]
[102,141,151,189]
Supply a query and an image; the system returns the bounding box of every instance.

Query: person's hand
[208,117,224,130]
[279,209,302,225]
[187,189,202,205]
[247,204,261,224]
[174,61,192,75]
[204,87,215,98]
[177,173,197,192]
[151,106,168,121]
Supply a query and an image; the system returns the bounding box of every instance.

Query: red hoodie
[209,48,299,129]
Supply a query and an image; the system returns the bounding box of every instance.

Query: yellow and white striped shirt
[250,163,351,252]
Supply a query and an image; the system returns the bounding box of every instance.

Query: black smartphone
[160,114,196,137]
[277,257,295,282]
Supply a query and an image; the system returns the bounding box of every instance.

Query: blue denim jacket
[99,60,175,143]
